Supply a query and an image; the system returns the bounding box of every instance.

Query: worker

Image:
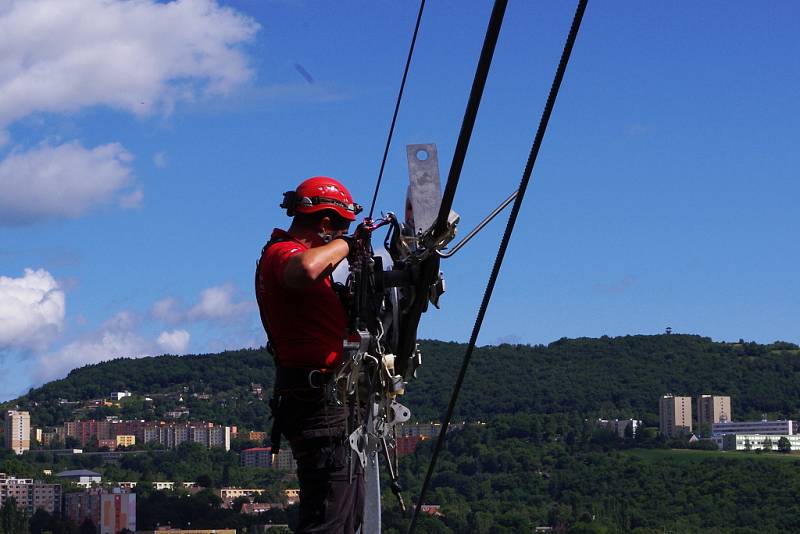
[255,176,364,533]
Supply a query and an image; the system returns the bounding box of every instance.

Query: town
[2,385,796,533]
[1,389,464,534]
[597,393,799,453]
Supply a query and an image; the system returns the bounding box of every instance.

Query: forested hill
[7,335,800,429]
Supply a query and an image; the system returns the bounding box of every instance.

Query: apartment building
[65,487,135,534]
[143,422,230,451]
[697,395,732,432]
[659,395,692,437]
[4,410,31,455]
[597,419,641,438]
[65,488,102,527]
[100,488,136,534]
[0,473,61,515]
[397,421,468,439]
[64,419,231,451]
[398,422,442,438]
[240,447,297,471]
[116,435,136,447]
[65,420,113,445]
[246,431,266,442]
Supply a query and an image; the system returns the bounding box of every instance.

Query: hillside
[6,334,800,430]
[5,334,800,533]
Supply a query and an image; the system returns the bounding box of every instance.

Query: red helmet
[281,176,362,221]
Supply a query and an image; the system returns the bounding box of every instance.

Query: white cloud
[0,268,65,350]
[37,331,150,383]
[119,187,144,209]
[0,0,260,129]
[36,310,150,382]
[102,310,138,331]
[187,284,252,321]
[0,141,136,225]
[151,297,183,323]
[153,152,168,168]
[0,0,259,226]
[157,329,190,354]
[151,284,253,326]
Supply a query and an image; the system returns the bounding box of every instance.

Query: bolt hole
[416,149,429,161]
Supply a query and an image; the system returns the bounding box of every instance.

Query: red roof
[242,447,271,452]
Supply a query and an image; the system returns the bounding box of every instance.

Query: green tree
[763,437,773,451]
[696,422,711,438]
[777,436,791,453]
[549,504,573,531]
[221,463,231,487]
[1,498,29,534]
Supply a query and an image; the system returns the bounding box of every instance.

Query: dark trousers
[275,389,364,534]
[293,437,364,533]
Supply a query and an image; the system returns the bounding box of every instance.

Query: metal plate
[361,453,381,533]
[405,143,442,235]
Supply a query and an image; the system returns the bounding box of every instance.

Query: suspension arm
[436,189,517,259]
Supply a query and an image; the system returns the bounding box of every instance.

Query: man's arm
[284,239,350,289]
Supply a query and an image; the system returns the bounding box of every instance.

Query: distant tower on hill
[4,410,31,455]
[665,326,672,335]
[659,395,692,437]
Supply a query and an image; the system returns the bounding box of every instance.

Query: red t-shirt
[256,229,347,369]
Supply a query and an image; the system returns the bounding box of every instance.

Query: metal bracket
[388,401,411,426]
[348,427,368,469]
[405,143,443,237]
[349,423,382,469]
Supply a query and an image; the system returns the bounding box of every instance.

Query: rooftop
[55,469,101,478]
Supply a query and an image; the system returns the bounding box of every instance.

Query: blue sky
[1,0,798,401]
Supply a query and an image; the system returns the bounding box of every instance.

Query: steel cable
[392,0,507,381]
[433,0,507,236]
[404,0,509,521]
[367,0,427,219]
[406,1,589,532]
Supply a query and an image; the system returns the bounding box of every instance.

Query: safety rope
[406,1,589,532]
[367,0,427,219]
